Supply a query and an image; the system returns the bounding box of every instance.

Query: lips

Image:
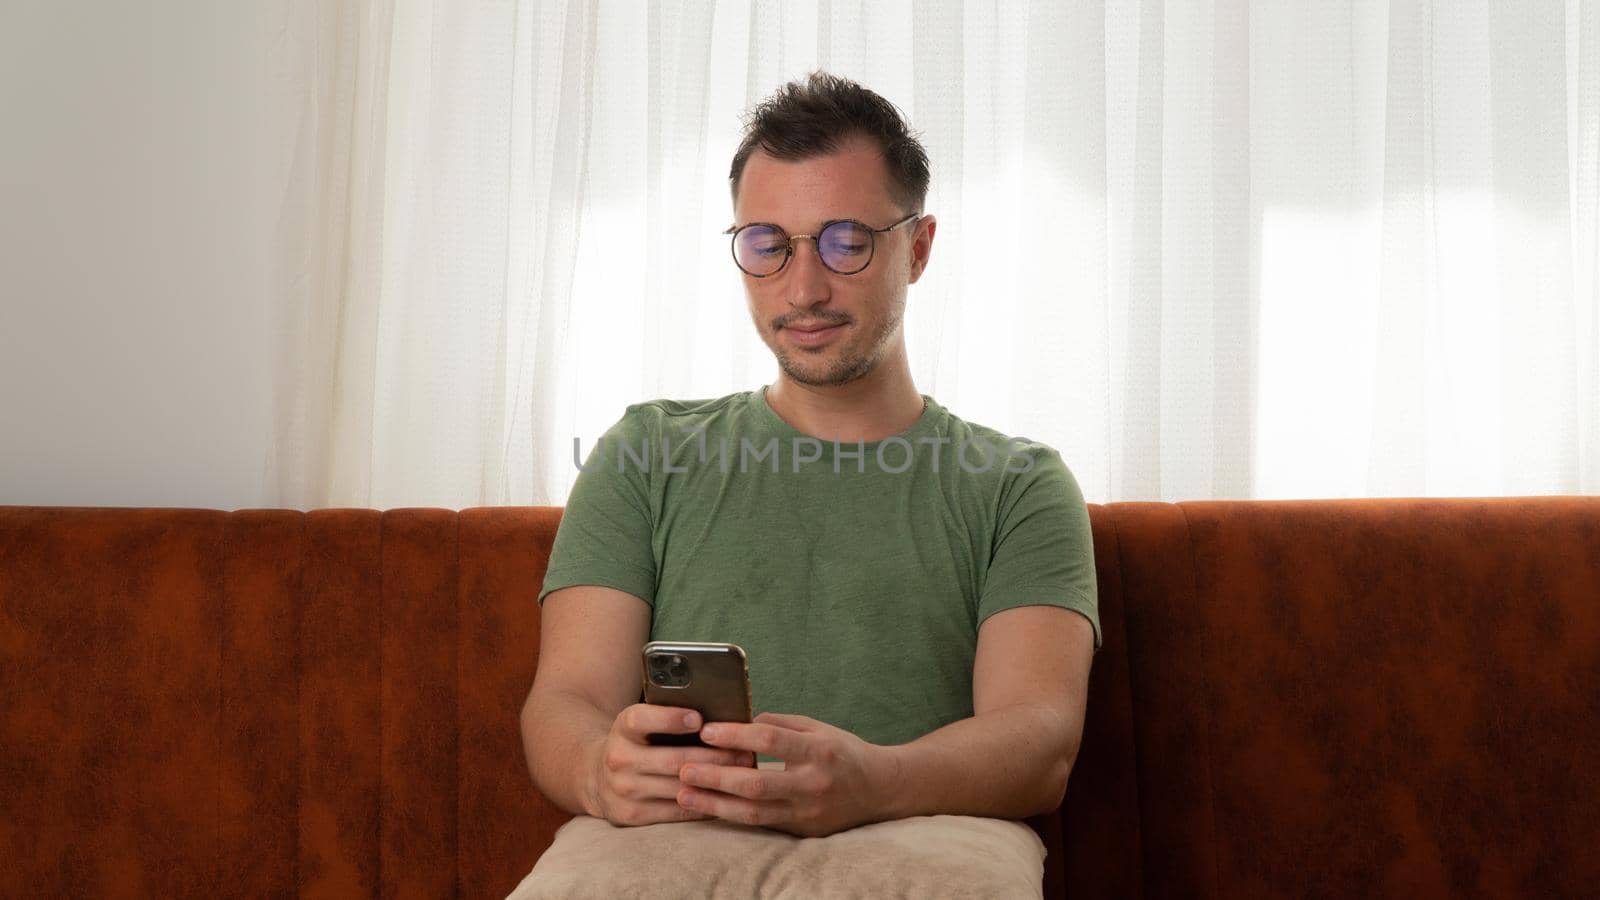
[782,321,846,346]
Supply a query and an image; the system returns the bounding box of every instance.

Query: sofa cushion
[505,812,1046,899]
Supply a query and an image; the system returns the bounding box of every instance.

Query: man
[520,72,1099,846]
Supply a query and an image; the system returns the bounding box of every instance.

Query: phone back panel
[641,641,751,746]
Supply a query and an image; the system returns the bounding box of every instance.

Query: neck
[765,356,924,444]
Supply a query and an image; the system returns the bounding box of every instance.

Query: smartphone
[641,640,753,757]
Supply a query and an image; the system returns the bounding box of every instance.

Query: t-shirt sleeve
[538,407,659,607]
[977,446,1102,651]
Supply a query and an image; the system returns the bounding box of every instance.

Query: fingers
[616,799,715,826]
[632,746,755,776]
[753,711,820,732]
[617,703,704,741]
[594,765,718,826]
[679,762,790,801]
[699,721,802,760]
[599,705,751,827]
[607,772,689,804]
[676,783,783,828]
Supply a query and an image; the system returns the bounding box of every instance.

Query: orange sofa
[2,498,1597,897]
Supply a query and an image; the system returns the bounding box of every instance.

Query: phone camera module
[648,653,691,688]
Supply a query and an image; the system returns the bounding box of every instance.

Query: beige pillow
[506,803,1046,899]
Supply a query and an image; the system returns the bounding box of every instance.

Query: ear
[907,214,937,284]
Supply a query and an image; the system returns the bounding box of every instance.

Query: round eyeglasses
[724,214,920,278]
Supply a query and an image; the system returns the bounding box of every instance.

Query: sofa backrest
[2,498,1597,897]
[0,507,568,898]
[1065,497,1600,898]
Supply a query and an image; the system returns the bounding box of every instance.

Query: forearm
[520,687,613,817]
[879,703,1079,820]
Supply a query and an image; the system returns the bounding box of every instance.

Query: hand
[675,712,900,838]
[586,703,757,827]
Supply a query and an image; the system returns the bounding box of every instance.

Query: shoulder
[933,404,1075,486]
[609,392,755,435]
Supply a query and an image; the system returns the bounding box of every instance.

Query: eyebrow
[724,215,901,233]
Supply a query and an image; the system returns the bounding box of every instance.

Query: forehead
[735,137,900,226]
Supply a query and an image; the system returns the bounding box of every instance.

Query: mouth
[781,321,847,347]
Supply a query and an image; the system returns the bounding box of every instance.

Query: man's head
[728,72,936,389]
[729,72,930,214]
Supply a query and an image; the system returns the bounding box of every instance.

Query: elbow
[520,687,538,724]
[518,688,548,776]
[1040,759,1073,813]
[518,690,538,741]
[1021,758,1072,818]
[1034,732,1082,815]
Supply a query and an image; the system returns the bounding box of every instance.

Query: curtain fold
[264,0,1599,508]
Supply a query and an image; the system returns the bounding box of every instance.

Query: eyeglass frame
[722,213,921,278]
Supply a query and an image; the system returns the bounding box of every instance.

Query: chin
[778,355,875,387]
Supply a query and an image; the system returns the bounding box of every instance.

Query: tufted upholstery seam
[215,512,226,896]
[1108,504,1147,900]
[453,510,462,900]
[1111,503,1153,900]
[293,510,305,898]
[1177,502,1223,898]
[377,508,386,896]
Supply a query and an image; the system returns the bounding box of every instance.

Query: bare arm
[679,603,1095,833]
[520,584,753,822]
[879,604,1095,820]
[520,585,648,816]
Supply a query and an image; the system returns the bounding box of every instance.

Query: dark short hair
[729,71,930,215]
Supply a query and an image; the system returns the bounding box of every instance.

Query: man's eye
[827,243,868,255]
[752,245,786,257]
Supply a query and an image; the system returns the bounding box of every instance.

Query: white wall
[1,2,273,510]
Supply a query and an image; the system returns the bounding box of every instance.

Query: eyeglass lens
[732,221,876,276]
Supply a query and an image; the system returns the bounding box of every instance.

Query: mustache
[772,313,851,330]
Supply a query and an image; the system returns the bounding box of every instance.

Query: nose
[784,237,831,309]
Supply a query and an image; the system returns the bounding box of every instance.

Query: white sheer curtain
[262,0,1599,508]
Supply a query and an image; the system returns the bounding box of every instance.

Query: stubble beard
[777,346,872,387]
[770,305,904,387]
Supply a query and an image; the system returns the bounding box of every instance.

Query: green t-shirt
[539,388,1099,749]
